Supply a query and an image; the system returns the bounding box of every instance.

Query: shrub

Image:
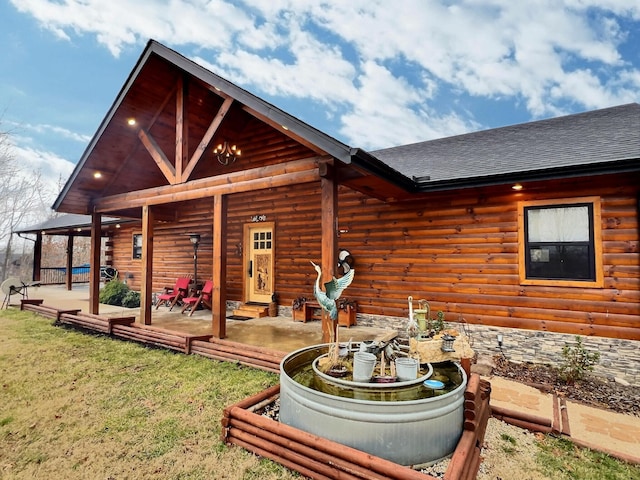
[99,280,129,306]
[121,290,141,308]
[558,336,600,384]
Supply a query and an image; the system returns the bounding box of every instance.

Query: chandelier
[213,141,241,165]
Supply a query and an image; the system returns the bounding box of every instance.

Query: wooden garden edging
[222,373,492,480]
[110,322,212,354]
[20,299,281,370]
[191,337,285,373]
[20,298,81,322]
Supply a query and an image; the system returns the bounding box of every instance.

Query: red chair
[180,280,213,316]
[155,277,191,310]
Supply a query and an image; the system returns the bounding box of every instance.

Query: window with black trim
[132,234,142,259]
[524,203,595,281]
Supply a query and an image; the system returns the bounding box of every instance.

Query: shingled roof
[371,103,640,191]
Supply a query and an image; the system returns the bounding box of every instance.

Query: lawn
[0,309,298,480]
[2,309,639,480]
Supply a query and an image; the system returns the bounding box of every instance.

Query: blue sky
[1,0,639,203]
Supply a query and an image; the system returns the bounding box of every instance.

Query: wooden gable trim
[242,104,328,158]
[133,81,180,186]
[182,97,234,182]
[94,157,324,213]
[139,128,177,184]
[175,75,187,183]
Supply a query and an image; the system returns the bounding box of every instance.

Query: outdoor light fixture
[512,183,523,191]
[441,333,456,353]
[213,141,241,165]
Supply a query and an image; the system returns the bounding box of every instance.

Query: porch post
[32,233,42,282]
[212,194,227,338]
[89,212,102,314]
[140,205,154,325]
[320,162,338,343]
[65,235,74,291]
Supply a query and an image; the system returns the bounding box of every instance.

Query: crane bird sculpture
[311,261,355,371]
[310,261,355,321]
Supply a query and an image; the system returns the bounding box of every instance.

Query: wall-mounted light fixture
[213,141,241,165]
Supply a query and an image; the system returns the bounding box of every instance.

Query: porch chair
[180,280,214,316]
[155,277,191,310]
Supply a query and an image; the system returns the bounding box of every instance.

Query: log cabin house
[49,40,639,383]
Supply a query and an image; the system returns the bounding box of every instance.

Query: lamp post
[188,233,201,288]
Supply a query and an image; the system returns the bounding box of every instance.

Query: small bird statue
[310,261,355,321]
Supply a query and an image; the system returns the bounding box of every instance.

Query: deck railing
[40,266,91,285]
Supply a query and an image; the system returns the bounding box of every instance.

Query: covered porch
[19,284,392,355]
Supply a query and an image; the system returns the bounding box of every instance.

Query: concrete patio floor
[14,284,392,353]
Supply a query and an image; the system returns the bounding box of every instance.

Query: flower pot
[338,305,357,327]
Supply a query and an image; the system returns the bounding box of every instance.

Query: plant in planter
[337,298,357,327]
[431,310,446,334]
[291,296,307,321]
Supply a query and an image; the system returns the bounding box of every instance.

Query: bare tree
[0,122,51,281]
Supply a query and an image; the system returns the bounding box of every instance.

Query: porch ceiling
[54,41,413,218]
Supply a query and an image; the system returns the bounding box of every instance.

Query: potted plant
[292,296,307,322]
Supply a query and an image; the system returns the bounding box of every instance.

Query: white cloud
[8,0,640,149]
[14,122,92,144]
[6,137,75,205]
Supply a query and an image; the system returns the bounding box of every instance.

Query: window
[518,197,603,287]
[132,234,142,259]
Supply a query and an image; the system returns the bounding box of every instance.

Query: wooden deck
[20,299,284,372]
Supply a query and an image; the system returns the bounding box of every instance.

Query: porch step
[233,303,268,318]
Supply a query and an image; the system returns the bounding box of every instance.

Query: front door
[244,222,275,304]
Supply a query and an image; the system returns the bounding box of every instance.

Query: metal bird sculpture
[310,261,355,321]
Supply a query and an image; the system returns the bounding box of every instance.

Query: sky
[1,0,639,205]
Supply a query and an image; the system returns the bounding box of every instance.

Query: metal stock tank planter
[279,344,467,466]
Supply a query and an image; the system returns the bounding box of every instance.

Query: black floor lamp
[187,233,201,288]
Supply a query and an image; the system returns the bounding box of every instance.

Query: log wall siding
[107,171,639,340]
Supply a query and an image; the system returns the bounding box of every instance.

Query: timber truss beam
[138,76,234,185]
[93,157,326,213]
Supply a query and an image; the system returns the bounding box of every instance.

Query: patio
[15,284,392,354]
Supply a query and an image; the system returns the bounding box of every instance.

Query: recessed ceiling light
[94,172,102,179]
[127,118,136,126]
[512,183,523,191]
[282,125,289,130]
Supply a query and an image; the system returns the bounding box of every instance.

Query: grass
[2,309,639,480]
[0,309,299,480]
[536,436,640,480]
